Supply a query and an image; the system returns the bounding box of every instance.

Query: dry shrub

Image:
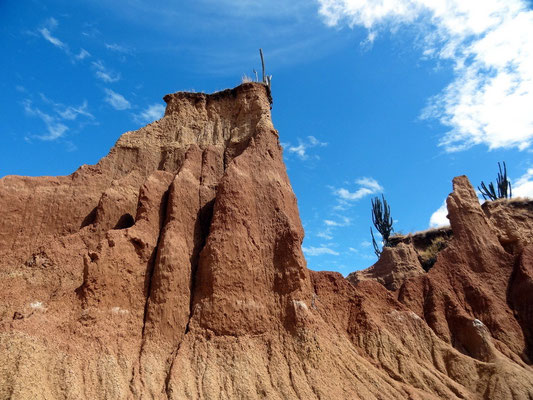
[418,236,448,272]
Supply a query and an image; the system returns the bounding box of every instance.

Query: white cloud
[360,240,371,248]
[133,103,165,125]
[324,216,351,227]
[302,246,340,256]
[39,27,65,49]
[317,229,333,240]
[104,89,131,110]
[39,94,94,120]
[429,201,449,228]
[92,60,121,83]
[75,48,91,61]
[307,135,327,147]
[333,177,383,202]
[284,135,327,160]
[22,96,94,141]
[57,101,93,120]
[513,168,533,198]
[23,100,68,141]
[37,18,91,63]
[318,0,533,152]
[105,43,131,54]
[38,18,66,49]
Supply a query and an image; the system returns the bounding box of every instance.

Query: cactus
[478,162,512,201]
[370,227,381,257]
[370,195,394,257]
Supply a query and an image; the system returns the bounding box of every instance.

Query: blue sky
[2,0,533,274]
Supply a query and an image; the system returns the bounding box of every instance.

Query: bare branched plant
[259,48,272,100]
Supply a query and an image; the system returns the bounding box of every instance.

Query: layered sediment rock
[1,83,532,399]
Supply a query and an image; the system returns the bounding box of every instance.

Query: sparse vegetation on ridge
[418,235,448,272]
[241,49,273,104]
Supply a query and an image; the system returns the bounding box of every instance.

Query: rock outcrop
[347,243,425,291]
[1,83,532,399]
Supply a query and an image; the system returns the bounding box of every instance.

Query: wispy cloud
[324,216,351,227]
[318,0,533,152]
[57,101,93,120]
[105,43,132,54]
[75,48,91,61]
[314,214,350,245]
[302,246,340,256]
[429,200,449,228]
[104,88,131,110]
[39,93,94,120]
[331,177,383,210]
[283,135,327,160]
[83,0,339,74]
[23,100,69,141]
[38,18,66,49]
[37,18,91,64]
[22,95,94,141]
[133,103,165,125]
[81,22,100,38]
[92,60,121,83]
[317,229,333,240]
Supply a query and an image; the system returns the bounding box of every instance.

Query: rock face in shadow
[1,84,533,399]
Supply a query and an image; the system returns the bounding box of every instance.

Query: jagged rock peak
[0,83,274,263]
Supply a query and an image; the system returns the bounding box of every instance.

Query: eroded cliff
[1,83,532,399]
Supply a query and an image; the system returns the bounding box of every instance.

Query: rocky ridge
[1,83,532,399]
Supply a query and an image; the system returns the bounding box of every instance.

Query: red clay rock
[1,84,533,399]
[510,244,533,362]
[396,176,530,366]
[483,197,533,253]
[347,242,425,290]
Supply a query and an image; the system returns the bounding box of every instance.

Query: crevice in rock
[185,199,214,334]
[507,252,533,364]
[164,345,180,399]
[498,238,515,255]
[140,179,173,336]
[80,206,98,229]
[184,149,216,334]
[132,183,172,394]
[113,213,135,230]
[160,163,217,399]
[140,148,219,397]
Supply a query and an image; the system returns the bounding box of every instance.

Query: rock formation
[346,243,425,290]
[1,83,532,399]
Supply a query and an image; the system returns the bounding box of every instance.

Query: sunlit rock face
[1,84,532,399]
